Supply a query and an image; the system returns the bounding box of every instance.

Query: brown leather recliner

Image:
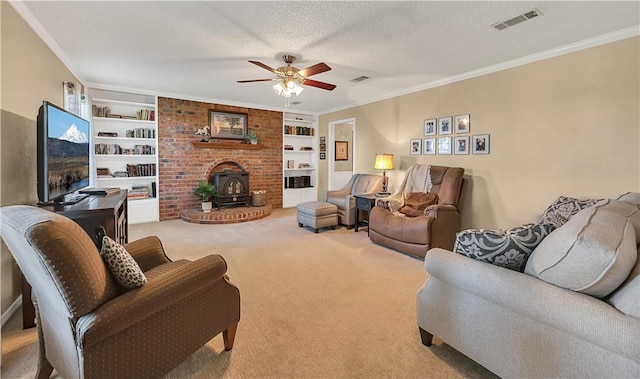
[369,165,465,258]
[0,205,240,379]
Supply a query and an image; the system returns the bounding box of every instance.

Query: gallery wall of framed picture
[412,113,490,155]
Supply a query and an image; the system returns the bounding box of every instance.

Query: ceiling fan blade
[302,78,337,91]
[298,62,331,77]
[237,79,276,83]
[248,60,278,74]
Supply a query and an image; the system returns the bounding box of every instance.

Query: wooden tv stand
[22,190,128,328]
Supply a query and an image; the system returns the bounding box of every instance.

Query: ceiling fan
[237,55,336,97]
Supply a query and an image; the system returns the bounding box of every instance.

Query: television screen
[37,101,90,204]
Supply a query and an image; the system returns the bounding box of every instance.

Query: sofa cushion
[525,202,638,298]
[540,195,601,228]
[399,192,438,217]
[454,223,556,272]
[101,236,147,289]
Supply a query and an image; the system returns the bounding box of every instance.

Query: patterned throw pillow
[540,196,601,228]
[100,236,147,289]
[399,192,438,217]
[454,223,556,272]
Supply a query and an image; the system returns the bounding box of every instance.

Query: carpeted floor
[1,207,497,378]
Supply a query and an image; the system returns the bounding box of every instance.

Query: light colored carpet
[1,208,496,379]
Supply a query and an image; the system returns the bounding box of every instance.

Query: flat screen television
[37,101,91,205]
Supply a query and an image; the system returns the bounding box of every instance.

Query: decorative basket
[251,191,266,207]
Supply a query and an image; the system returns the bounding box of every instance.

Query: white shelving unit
[89,88,159,224]
[283,112,318,208]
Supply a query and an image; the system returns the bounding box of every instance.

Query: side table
[354,194,377,233]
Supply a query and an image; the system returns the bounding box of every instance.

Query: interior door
[328,118,355,190]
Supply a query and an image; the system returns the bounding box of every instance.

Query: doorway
[328,118,355,190]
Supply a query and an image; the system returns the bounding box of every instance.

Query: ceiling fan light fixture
[292,84,304,96]
[273,79,303,97]
[272,82,285,95]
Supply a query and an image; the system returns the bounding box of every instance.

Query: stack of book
[127,185,151,200]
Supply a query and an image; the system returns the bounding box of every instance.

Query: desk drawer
[356,197,374,211]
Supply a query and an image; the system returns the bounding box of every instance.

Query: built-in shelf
[89,87,159,225]
[191,141,263,149]
[95,136,155,142]
[93,116,155,124]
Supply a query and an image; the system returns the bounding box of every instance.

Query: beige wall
[1,2,79,313]
[319,37,640,230]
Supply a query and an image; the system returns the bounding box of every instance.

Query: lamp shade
[374,154,395,171]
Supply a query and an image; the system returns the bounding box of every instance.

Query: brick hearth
[180,205,272,224]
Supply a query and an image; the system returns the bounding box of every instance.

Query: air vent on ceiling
[290,101,302,105]
[492,8,541,30]
[351,76,370,83]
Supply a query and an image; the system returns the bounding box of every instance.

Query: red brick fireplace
[157,97,283,220]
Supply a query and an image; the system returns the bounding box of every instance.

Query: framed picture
[454,114,470,134]
[424,118,436,136]
[423,138,436,155]
[319,152,326,160]
[454,136,470,155]
[335,141,348,161]
[209,110,247,140]
[410,138,422,155]
[472,134,490,155]
[319,143,326,152]
[438,117,452,135]
[438,137,452,155]
[319,136,326,143]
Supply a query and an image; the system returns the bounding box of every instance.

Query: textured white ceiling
[13,1,640,114]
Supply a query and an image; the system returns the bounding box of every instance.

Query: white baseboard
[1,296,22,327]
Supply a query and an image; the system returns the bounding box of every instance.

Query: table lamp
[374,153,395,195]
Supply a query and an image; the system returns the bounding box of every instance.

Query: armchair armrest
[421,249,640,363]
[77,254,230,348]
[124,236,171,271]
[423,204,457,215]
[324,187,351,202]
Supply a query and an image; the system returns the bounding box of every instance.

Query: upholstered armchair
[369,165,465,258]
[323,174,384,227]
[0,205,240,379]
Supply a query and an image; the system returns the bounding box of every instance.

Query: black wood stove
[211,170,249,209]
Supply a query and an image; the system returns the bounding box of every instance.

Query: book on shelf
[79,187,121,196]
[127,185,151,200]
[284,125,314,136]
[97,132,118,137]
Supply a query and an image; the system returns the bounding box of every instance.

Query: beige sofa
[323,174,383,227]
[417,195,640,378]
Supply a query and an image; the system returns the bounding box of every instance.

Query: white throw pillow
[617,191,640,206]
[100,236,147,289]
[525,202,638,298]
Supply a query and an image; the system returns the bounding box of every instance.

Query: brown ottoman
[297,201,338,233]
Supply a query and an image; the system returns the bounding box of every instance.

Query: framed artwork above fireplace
[209,110,247,140]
